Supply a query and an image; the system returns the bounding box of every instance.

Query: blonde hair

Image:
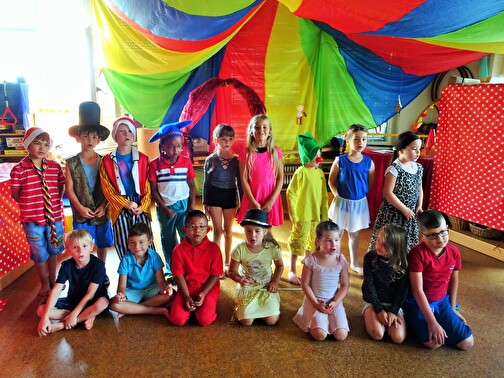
[245,114,280,177]
[65,229,94,248]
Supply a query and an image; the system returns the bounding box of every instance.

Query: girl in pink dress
[236,114,284,226]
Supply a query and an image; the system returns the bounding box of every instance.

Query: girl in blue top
[328,125,375,275]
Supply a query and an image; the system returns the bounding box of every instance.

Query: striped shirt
[10,157,65,225]
[149,155,195,206]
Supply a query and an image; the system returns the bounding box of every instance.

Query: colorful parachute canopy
[92,0,504,150]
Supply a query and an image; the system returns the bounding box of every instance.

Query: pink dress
[237,147,284,226]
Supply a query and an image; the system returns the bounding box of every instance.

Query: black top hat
[68,101,110,141]
[240,209,272,228]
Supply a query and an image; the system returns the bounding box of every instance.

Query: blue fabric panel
[369,0,504,38]
[317,23,434,125]
[162,48,225,141]
[109,0,262,41]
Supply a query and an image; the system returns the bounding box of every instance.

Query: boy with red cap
[10,127,66,297]
[286,132,328,285]
[99,116,153,260]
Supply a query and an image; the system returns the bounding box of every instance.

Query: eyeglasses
[421,229,449,240]
[186,225,208,231]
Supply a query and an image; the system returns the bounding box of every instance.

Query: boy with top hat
[286,132,328,285]
[10,127,66,297]
[148,120,196,278]
[66,101,113,262]
[100,115,153,260]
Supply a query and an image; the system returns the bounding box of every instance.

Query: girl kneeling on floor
[228,209,284,326]
[293,221,350,341]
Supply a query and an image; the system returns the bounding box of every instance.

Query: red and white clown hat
[112,116,137,142]
[22,127,53,150]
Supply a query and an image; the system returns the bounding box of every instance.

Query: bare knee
[333,328,348,341]
[240,319,254,326]
[457,335,474,351]
[367,326,385,341]
[36,304,45,318]
[310,328,327,341]
[95,297,109,313]
[264,315,279,326]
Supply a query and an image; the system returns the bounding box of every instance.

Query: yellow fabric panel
[265,3,317,151]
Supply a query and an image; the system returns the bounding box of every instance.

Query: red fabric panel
[363,149,434,224]
[293,0,426,33]
[346,34,488,76]
[430,84,504,230]
[0,163,30,277]
[216,0,278,153]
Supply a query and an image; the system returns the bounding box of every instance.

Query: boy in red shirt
[168,210,223,327]
[404,210,473,350]
[10,127,65,297]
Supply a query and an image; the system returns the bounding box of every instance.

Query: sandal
[288,271,301,285]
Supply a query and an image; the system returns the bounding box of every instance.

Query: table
[0,163,31,282]
[363,149,434,224]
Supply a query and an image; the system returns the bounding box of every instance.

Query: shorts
[55,297,109,314]
[125,284,159,303]
[23,221,65,263]
[73,220,114,248]
[403,295,472,346]
[204,185,237,209]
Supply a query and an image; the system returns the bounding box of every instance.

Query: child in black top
[362,224,409,343]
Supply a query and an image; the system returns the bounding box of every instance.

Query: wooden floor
[1,218,504,377]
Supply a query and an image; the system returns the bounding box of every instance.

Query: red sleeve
[408,245,424,273]
[148,159,158,182]
[185,158,196,180]
[171,243,184,277]
[209,243,224,276]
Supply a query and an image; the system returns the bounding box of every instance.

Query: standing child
[10,127,65,297]
[362,224,409,344]
[66,102,114,262]
[293,221,350,341]
[100,116,153,260]
[228,209,284,326]
[168,210,223,327]
[202,124,240,274]
[286,132,328,285]
[236,114,284,226]
[328,124,375,275]
[404,210,473,350]
[368,131,423,252]
[149,120,196,277]
[110,222,173,318]
[37,229,109,336]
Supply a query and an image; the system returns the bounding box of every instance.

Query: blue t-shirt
[116,152,135,197]
[118,247,164,290]
[336,154,372,200]
[56,254,109,308]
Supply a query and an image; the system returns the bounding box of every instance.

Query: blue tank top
[336,154,372,200]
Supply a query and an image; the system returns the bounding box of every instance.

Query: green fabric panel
[102,68,190,128]
[163,0,257,16]
[299,20,374,146]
